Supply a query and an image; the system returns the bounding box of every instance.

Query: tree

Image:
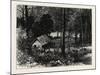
[32,14,54,37]
[61,8,67,58]
[72,9,92,46]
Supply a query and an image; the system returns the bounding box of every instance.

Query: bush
[17,36,27,52]
[17,50,29,65]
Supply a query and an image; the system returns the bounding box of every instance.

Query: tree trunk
[61,8,66,58]
[80,10,83,47]
[75,32,78,46]
[25,6,32,55]
[57,31,59,37]
[25,6,29,38]
[68,30,70,52]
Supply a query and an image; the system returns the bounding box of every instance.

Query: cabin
[32,35,51,50]
[32,40,42,49]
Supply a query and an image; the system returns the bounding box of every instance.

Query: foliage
[16,5,92,66]
[17,50,29,65]
[32,14,54,37]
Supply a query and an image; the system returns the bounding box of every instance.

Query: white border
[11,1,96,74]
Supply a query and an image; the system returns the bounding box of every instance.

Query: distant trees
[17,5,54,38]
[81,9,92,44]
[17,5,92,57]
[59,8,92,57]
[73,9,92,46]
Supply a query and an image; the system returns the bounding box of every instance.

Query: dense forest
[17,5,92,67]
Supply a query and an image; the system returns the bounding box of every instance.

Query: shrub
[17,50,29,65]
